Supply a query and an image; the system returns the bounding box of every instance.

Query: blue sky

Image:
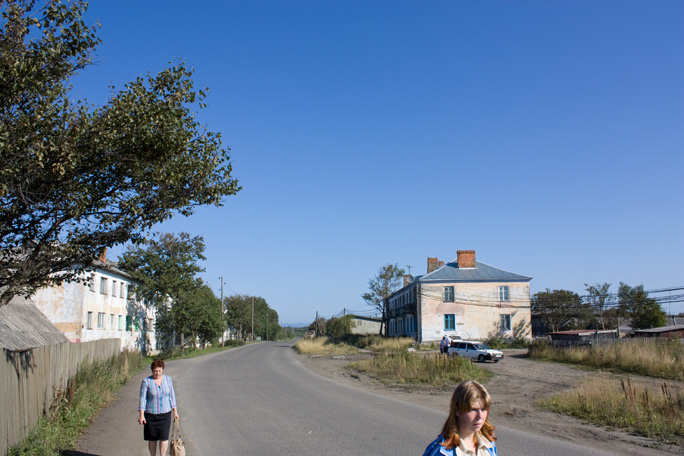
[74,1,683,325]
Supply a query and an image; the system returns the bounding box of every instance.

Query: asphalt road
[169,342,620,456]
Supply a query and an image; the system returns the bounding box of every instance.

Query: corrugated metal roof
[0,292,68,351]
[633,325,684,334]
[417,260,532,283]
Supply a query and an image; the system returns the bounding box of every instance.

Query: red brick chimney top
[457,250,476,268]
[427,257,440,274]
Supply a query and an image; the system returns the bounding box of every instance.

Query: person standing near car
[422,380,497,456]
[440,336,447,354]
[138,359,179,456]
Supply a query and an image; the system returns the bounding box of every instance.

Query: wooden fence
[1,339,120,455]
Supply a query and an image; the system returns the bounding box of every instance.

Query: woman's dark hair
[151,359,165,371]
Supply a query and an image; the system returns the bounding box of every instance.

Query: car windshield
[473,343,487,350]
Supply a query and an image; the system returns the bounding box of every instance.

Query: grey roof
[0,291,68,351]
[633,325,684,334]
[415,260,532,283]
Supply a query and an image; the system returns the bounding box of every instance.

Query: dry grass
[539,374,684,444]
[347,353,491,386]
[366,336,415,354]
[294,337,361,356]
[529,338,684,380]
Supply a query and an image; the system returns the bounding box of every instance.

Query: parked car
[447,340,503,363]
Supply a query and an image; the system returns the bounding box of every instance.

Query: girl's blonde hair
[440,380,496,449]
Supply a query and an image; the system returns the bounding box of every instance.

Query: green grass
[539,374,684,445]
[9,343,244,456]
[529,338,684,380]
[347,352,492,386]
[9,350,144,456]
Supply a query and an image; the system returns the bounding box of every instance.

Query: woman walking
[138,359,179,456]
[423,380,497,456]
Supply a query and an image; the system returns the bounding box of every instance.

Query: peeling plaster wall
[419,281,531,342]
[33,267,157,353]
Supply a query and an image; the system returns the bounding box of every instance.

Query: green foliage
[348,353,491,386]
[482,336,529,349]
[324,315,352,339]
[584,283,611,329]
[618,282,667,330]
[8,350,144,456]
[532,288,592,332]
[225,294,280,341]
[120,232,223,348]
[361,263,405,335]
[0,0,240,305]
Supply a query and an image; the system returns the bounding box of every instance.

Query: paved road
[75,342,626,455]
[173,342,619,456]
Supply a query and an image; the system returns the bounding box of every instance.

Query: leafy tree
[119,232,209,348]
[584,283,611,329]
[618,282,667,330]
[362,263,404,335]
[225,294,279,341]
[0,0,240,305]
[325,315,352,339]
[531,289,590,332]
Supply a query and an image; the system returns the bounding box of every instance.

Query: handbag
[169,420,186,456]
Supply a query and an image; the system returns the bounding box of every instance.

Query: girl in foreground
[422,380,497,456]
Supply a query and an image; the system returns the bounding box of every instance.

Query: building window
[444,286,454,302]
[121,282,126,298]
[112,280,117,297]
[498,286,509,302]
[87,311,93,329]
[500,314,512,331]
[100,277,108,295]
[97,312,105,329]
[444,314,455,331]
[118,315,124,330]
[88,273,96,292]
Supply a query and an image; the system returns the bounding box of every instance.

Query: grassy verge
[9,350,145,456]
[529,338,684,380]
[9,342,244,456]
[539,374,684,444]
[348,352,491,386]
[294,337,361,356]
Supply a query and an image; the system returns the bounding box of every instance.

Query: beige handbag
[169,420,186,456]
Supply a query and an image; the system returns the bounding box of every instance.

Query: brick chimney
[98,248,107,263]
[457,250,476,268]
[403,274,413,287]
[427,257,440,274]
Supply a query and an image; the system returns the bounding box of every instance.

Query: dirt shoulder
[297,349,683,456]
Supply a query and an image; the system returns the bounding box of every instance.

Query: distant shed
[632,325,684,340]
[350,315,381,335]
[548,329,618,347]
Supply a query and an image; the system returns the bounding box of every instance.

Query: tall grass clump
[294,337,360,356]
[366,337,415,354]
[348,353,491,386]
[529,338,684,380]
[482,336,529,350]
[539,374,684,444]
[9,350,144,456]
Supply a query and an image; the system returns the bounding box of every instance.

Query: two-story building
[387,250,532,343]
[32,250,157,353]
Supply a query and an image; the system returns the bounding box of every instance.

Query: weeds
[529,338,684,381]
[294,337,361,356]
[9,350,145,456]
[348,352,491,386]
[539,374,684,444]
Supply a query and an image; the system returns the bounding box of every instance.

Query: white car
[447,340,503,363]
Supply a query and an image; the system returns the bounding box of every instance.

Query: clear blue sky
[74,1,684,325]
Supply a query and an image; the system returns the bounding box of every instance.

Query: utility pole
[220,275,224,346]
[251,296,254,341]
[343,307,347,336]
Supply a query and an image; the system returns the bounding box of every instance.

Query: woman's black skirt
[144,411,172,441]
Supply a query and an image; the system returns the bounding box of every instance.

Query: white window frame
[500,314,512,331]
[112,280,117,297]
[87,311,93,329]
[498,285,509,302]
[100,277,108,295]
[444,286,454,302]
